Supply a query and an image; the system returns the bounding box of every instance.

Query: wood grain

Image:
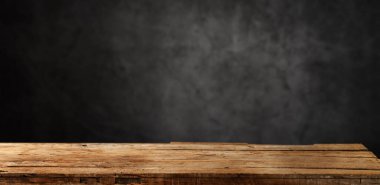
[0,143,379,184]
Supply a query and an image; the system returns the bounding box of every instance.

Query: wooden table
[0,143,379,184]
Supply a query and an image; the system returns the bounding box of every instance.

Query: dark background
[1,0,379,155]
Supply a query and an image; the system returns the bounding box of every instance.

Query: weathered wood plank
[0,143,379,184]
[0,143,369,151]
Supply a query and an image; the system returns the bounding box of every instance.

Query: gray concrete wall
[1,0,379,154]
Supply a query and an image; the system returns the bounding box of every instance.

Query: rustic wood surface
[0,142,379,184]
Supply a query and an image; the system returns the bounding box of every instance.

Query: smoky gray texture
[1,0,379,154]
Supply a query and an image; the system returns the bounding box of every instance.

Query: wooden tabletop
[0,142,379,184]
